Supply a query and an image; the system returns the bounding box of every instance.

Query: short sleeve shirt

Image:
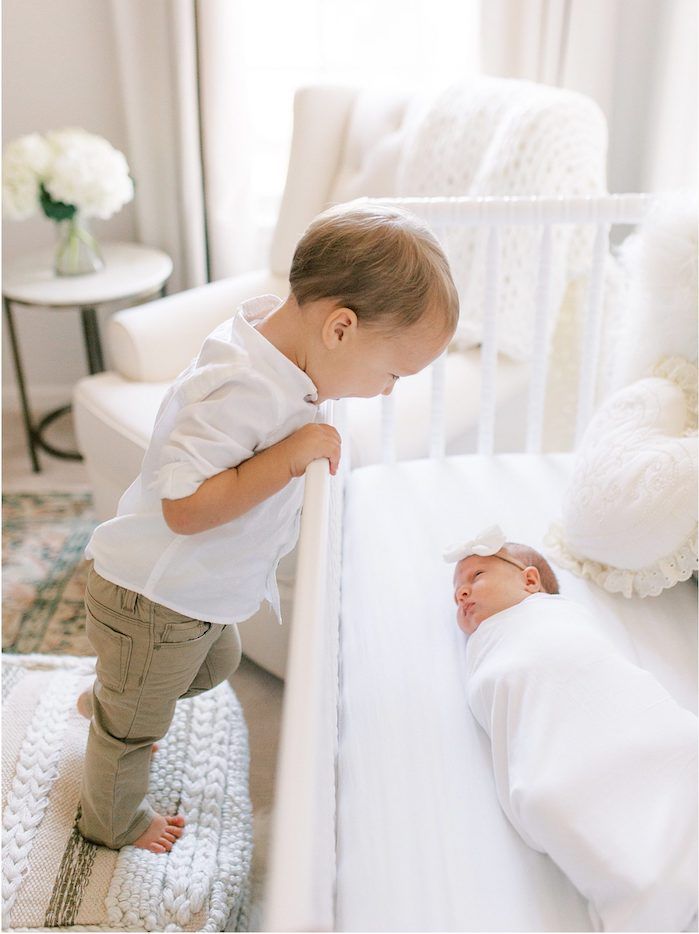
[85,295,320,625]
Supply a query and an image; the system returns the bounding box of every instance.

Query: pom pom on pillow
[545,357,698,598]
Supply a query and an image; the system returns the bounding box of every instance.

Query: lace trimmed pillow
[1,653,252,932]
[545,357,698,598]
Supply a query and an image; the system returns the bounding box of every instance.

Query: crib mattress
[336,452,697,932]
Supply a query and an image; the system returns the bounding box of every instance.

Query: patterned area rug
[2,492,97,655]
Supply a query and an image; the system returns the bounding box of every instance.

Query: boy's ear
[523,566,541,592]
[322,306,357,348]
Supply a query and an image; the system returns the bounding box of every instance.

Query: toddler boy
[78,201,459,852]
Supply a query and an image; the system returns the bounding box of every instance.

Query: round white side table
[3,242,173,472]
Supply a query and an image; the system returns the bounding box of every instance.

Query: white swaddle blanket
[466,592,698,933]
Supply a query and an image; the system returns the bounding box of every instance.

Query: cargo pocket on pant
[85,615,133,693]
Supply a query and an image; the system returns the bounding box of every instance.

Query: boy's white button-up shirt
[86,295,320,625]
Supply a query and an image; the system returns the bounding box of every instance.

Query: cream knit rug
[2,653,252,931]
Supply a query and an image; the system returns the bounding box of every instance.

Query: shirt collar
[234,295,319,405]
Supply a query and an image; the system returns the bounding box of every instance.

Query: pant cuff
[114,803,158,848]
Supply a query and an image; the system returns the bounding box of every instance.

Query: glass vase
[54,214,104,276]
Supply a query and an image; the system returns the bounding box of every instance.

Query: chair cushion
[2,653,252,931]
[73,374,166,520]
[328,87,412,205]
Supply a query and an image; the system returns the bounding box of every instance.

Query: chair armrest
[107,269,286,381]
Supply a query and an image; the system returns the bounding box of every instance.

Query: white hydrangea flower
[2,133,53,219]
[44,128,134,219]
[3,165,39,220]
[4,132,53,175]
[2,127,134,222]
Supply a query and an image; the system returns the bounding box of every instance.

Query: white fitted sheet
[336,453,698,932]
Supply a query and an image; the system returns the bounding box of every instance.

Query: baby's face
[452,553,539,635]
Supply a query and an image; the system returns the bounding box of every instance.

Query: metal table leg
[3,296,40,472]
[4,284,165,470]
[80,306,104,374]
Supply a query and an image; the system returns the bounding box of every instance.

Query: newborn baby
[445,524,559,633]
[443,524,698,932]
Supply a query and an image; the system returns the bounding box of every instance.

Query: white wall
[2,0,137,404]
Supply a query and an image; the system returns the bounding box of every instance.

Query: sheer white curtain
[109,0,208,292]
[197,0,256,281]
[481,0,697,193]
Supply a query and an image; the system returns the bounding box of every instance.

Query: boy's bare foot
[76,688,93,720]
[77,689,158,752]
[132,814,185,853]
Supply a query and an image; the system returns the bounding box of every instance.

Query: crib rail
[265,405,342,932]
[372,193,653,226]
[371,193,656,456]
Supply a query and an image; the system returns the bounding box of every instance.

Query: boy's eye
[474,571,483,578]
[390,374,399,381]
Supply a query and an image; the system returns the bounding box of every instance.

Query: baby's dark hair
[289,201,459,336]
[504,542,560,595]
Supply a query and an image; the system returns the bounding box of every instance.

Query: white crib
[263,195,698,932]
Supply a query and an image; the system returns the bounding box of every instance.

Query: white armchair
[73,79,608,678]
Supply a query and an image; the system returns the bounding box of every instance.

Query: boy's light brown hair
[504,543,560,595]
[289,202,459,336]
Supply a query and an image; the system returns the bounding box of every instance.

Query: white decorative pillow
[546,357,698,598]
[2,653,252,932]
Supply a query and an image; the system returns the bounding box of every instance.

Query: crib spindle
[477,226,501,456]
[574,223,609,446]
[525,224,555,453]
[366,194,654,458]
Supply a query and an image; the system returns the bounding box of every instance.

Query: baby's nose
[456,586,470,604]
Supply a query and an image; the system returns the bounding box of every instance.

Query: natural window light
[236,0,481,228]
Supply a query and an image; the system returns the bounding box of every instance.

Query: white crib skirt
[335,453,697,932]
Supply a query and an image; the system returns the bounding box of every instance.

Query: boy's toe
[167,815,185,827]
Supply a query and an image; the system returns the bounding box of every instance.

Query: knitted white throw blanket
[2,653,252,932]
[396,77,608,361]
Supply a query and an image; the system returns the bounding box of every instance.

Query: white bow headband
[442,524,526,570]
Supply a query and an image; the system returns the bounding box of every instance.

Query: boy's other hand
[283,423,341,477]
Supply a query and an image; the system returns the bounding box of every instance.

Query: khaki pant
[78,566,242,848]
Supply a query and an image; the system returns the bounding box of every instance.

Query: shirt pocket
[85,611,133,694]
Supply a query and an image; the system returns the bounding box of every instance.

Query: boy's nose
[382,381,395,396]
